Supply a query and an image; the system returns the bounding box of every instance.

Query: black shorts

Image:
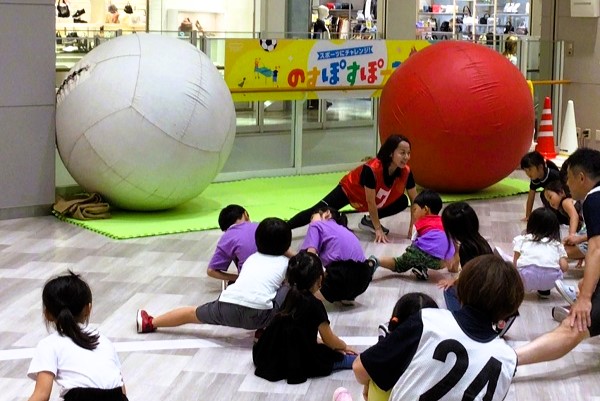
[320,260,373,302]
[64,387,128,401]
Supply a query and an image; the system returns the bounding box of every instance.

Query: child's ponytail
[388,292,438,332]
[42,271,99,350]
[279,251,324,318]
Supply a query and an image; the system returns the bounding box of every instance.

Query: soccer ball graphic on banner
[259,39,278,52]
[55,34,236,211]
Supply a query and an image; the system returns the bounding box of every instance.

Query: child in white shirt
[28,271,127,401]
[513,207,568,299]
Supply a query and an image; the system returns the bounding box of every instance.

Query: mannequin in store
[312,5,330,39]
[363,0,377,20]
[503,35,518,66]
[353,12,367,39]
[308,5,331,110]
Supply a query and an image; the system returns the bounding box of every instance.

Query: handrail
[530,80,571,85]
[229,80,571,94]
[229,85,384,94]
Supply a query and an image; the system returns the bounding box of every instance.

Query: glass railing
[54,33,566,183]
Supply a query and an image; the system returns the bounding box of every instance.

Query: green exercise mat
[53,174,530,239]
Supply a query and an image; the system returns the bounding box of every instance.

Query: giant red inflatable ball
[379,41,534,192]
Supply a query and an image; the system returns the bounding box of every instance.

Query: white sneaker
[554,280,577,305]
[552,306,570,322]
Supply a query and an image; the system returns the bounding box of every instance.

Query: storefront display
[313,0,379,40]
[416,0,530,44]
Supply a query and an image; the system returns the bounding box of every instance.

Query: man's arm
[569,235,600,331]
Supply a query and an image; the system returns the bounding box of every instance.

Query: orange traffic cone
[536,96,557,159]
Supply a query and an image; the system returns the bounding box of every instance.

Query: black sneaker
[358,216,390,235]
[411,267,429,281]
[537,290,551,299]
[367,255,379,276]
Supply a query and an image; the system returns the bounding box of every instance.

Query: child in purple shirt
[301,207,375,304]
[207,205,258,284]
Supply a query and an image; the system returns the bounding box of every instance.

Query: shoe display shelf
[164,7,225,35]
[416,0,529,43]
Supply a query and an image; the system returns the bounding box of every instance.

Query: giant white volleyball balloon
[56,34,236,211]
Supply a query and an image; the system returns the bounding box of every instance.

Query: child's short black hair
[255,217,291,256]
[413,189,443,215]
[544,179,570,198]
[218,204,247,231]
[312,206,349,229]
[457,255,524,322]
[527,207,561,242]
[520,151,545,169]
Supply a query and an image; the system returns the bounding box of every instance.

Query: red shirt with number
[339,158,411,212]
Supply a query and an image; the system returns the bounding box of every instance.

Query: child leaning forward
[370,189,455,280]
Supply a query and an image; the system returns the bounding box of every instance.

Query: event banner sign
[225,39,430,102]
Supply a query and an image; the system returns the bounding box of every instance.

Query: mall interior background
[1,0,600,220]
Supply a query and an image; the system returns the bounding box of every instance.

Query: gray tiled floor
[1,179,599,400]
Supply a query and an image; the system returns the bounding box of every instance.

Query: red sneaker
[136,309,156,333]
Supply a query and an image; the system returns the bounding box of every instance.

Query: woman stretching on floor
[287,134,417,243]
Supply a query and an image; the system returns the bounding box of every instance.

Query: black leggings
[287,184,410,229]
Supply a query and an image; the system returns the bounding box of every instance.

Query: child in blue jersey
[301,207,375,304]
[371,189,456,280]
[354,255,524,401]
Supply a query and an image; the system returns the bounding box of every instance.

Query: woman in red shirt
[288,134,417,243]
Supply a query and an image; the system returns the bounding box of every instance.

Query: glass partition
[54,33,565,183]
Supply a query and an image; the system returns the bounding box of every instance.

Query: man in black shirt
[517,148,600,364]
